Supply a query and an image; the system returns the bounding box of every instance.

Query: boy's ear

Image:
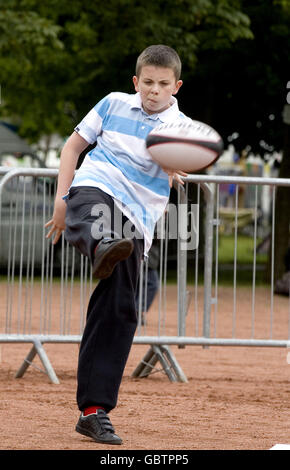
[173,80,183,95]
[133,76,139,92]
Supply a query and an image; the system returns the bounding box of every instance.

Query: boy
[45,44,189,445]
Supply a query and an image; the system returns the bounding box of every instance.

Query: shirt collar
[130,92,180,122]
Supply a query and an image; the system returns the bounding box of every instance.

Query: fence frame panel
[1,169,290,384]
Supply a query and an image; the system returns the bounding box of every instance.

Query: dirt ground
[0,284,289,451]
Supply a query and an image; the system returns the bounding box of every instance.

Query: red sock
[83,406,104,416]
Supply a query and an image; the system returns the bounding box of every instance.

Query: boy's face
[133,65,182,115]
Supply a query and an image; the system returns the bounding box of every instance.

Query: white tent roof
[0,123,34,155]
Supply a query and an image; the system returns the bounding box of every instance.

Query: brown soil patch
[0,283,289,450]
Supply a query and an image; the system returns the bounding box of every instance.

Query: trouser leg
[76,237,143,412]
[136,268,159,313]
[64,186,144,412]
[64,186,124,262]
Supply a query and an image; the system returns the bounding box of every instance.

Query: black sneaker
[92,238,134,279]
[75,409,122,445]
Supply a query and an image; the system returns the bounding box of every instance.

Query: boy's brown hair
[135,45,182,80]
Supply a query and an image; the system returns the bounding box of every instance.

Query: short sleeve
[74,95,111,144]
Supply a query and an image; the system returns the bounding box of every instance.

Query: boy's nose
[151,84,159,94]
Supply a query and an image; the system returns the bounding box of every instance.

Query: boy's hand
[161,166,188,187]
[45,197,67,245]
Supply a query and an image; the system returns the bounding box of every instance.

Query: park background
[0,0,290,451]
[0,0,290,281]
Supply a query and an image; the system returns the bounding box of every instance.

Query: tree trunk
[267,120,290,282]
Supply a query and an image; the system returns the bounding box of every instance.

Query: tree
[176,0,290,282]
[272,1,290,280]
[273,114,290,280]
[0,0,253,164]
[179,0,290,157]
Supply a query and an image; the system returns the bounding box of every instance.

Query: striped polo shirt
[71,91,188,254]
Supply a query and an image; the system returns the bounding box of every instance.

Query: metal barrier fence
[0,168,289,384]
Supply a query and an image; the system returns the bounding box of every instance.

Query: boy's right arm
[45,131,89,244]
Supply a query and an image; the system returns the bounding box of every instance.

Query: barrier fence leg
[15,340,60,384]
[177,184,188,341]
[201,183,215,346]
[160,345,188,383]
[14,344,37,379]
[131,345,187,383]
[131,346,158,378]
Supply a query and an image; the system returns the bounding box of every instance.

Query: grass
[216,234,267,265]
[166,233,269,285]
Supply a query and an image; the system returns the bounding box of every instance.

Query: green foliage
[183,0,290,157]
[0,0,253,147]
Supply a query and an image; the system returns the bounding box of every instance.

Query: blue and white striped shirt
[72,91,188,253]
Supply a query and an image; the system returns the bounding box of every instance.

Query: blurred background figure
[136,239,159,325]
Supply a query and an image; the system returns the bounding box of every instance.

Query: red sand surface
[0,284,289,450]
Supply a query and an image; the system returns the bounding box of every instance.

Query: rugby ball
[146,119,224,173]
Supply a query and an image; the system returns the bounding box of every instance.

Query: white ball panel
[149,142,217,172]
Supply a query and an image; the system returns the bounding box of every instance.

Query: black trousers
[64,187,144,412]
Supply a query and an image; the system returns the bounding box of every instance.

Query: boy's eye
[143,80,169,86]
